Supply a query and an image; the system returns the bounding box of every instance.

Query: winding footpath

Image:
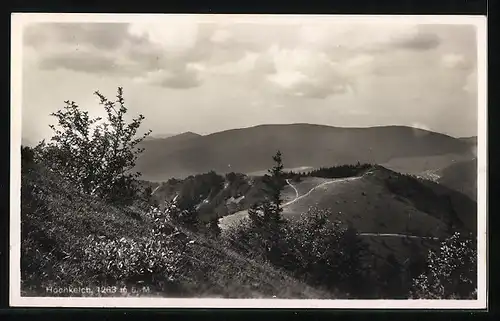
[285,179,299,202]
[219,177,358,229]
[282,177,359,207]
[358,232,439,240]
[151,184,161,196]
[219,177,441,240]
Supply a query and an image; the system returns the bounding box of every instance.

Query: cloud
[22,21,438,95]
[24,21,275,90]
[38,49,118,74]
[21,18,477,133]
[132,62,203,89]
[389,30,441,51]
[295,23,441,54]
[128,20,200,53]
[463,70,478,94]
[441,53,470,70]
[210,28,232,44]
[261,46,372,99]
[23,22,210,89]
[24,23,131,50]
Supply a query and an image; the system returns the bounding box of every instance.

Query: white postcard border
[10,13,488,309]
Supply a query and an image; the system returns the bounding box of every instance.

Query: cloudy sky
[20,16,479,144]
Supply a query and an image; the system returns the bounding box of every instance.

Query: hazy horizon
[21,122,477,147]
[20,16,479,144]
[137,122,480,138]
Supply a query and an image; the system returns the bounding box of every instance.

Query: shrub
[286,207,373,297]
[223,206,373,298]
[81,234,186,289]
[34,87,151,204]
[20,162,191,296]
[410,232,477,299]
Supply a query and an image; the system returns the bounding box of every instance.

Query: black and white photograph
[10,14,487,308]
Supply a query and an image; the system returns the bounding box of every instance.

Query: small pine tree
[249,150,286,226]
[246,150,289,265]
[266,150,285,222]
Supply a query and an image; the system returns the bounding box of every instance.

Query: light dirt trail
[283,177,360,207]
[219,177,441,241]
[151,184,161,196]
[285,179,299,201]
[358,233,439,240]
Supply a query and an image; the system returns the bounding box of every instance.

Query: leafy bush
[410,232,477,299]
[81,234,186,289]
[223,206,373,298]
[20,161,190,296]
[286,207,374,297]
[34,87,151,204]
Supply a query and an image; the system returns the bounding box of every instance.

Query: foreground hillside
[135,124,474,181]
[21,154,478,299]
[20,161,331,298]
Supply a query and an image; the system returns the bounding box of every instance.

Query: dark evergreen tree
[266,150,285,223]
[247,150,289,266]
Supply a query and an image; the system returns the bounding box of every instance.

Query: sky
[19,16,480,144]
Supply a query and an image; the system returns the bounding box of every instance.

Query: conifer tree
[248,150,288,265]
[265,150,285,223]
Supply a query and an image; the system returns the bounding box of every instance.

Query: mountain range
[135,124,476,182]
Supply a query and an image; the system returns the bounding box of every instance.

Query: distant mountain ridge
[458,136,478,145]
[144,132,201,141]
[135,124,475,182]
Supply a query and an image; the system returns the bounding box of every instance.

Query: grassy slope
[437,158,477,201]
[284,176,447,235]
[219,166,476,268]
[283,167,476,233]
[20,163,330,298]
